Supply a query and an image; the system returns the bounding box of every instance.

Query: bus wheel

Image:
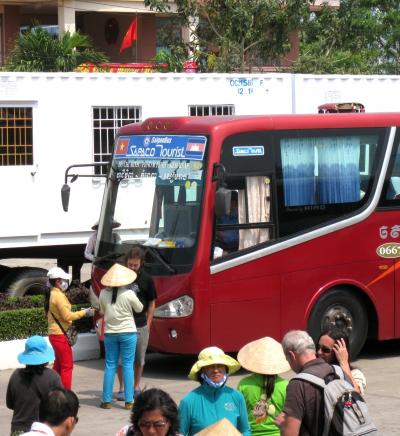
[0,265,11,291]
[0,267,48,297]
[308,288,368,359]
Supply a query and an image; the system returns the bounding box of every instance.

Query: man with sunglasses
[21,388,80,435]
[277,330,336,436]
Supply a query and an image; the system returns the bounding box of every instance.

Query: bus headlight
[154,295,194,318]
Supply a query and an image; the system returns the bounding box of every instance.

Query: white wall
[0,72,399,250]
[0,333,99,370]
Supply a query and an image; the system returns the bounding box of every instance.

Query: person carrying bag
[50,312,78,347]
[44,267,94,389]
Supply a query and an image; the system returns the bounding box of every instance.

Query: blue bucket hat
[18,336,55,365]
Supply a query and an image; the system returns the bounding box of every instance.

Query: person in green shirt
[237,337,290,436]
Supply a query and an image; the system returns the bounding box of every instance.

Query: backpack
[293,365,378,436]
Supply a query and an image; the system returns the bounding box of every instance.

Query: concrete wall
[0,333,100,370]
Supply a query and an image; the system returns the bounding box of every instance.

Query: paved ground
[0,338,400,435]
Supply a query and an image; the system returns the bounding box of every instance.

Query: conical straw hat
[195,418,241,436]
[100,263,136,287]
[237,336,290,375]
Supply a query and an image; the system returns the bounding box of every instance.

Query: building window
[93,106,141,175]
[0,107,33,166]
[189,105,235,116]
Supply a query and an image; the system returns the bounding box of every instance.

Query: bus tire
[0,267,48,297]
[308,288,368,359]
[0,265,11,291]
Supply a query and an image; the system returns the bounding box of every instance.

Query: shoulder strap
[292,372,327,389]
[50,311,68,336]
[332,364,345,379]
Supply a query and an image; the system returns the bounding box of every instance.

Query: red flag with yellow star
[116,138,129,155]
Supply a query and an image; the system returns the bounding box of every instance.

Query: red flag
[119,18,138,53]
[116,139,129,154]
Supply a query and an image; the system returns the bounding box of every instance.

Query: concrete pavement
[1,340,400,435]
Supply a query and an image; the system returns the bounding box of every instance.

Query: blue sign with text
[233,146,265,157]
[115,135,207,161]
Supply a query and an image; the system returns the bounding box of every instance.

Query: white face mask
[59,280,69,292]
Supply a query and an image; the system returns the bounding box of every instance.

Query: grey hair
[282,330,316,355]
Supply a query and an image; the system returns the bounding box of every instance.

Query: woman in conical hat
[237,337,290,436]
[178,346,250,436]
[98,263,143,410]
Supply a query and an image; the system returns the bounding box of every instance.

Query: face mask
[201,372,227,389]
[59,280,69,292]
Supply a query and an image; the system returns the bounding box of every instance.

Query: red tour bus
[82,113,400,357]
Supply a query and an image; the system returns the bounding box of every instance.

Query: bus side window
[213,176,273,259]
[237,176,271,250]
[387,177,400,200]
[213,132,276,260]
[381,136,400,202]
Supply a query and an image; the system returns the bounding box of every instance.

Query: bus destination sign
[115,135,207,161]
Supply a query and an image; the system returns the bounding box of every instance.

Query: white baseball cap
[47,267,71,280]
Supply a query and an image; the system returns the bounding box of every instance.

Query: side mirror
[215,187,231,217]
[61,184,70,212]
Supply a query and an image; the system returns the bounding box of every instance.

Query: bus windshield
[95,134,207,274]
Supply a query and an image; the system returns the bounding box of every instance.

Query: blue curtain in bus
[281,138,316,206]
[317,136,360,204]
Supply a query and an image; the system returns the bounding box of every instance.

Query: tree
[5,27,108,72]
[294,1,400,74]
[145,0,310,72]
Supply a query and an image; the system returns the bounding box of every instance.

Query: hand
[84,308,95,317]
[274,412,285,427]
[332,338,350,367]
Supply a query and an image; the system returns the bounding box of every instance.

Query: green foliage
[294,0,400,74]
[0,308,47,341]
[146,0,309,72]
[4,27,108,72]
[0,294,44,310]
[0,305,92,341]
[153,20,189,72]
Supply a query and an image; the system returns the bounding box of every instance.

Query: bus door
[378,129,400,337]
[209,132,280,350]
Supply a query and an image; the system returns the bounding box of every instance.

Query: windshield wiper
[143,246,176,274]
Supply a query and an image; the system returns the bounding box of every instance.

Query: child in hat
[237,337,290,436]
[6,336,62,435]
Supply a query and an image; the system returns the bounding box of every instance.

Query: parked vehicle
[63,111,400,357]
[2,72,400,296]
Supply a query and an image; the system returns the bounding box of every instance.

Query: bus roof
[117,113,400,137]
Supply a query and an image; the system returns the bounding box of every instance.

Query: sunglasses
[317,344,332,354]
[139,420,167,429]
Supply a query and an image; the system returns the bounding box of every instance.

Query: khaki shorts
[135,325,150,366]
